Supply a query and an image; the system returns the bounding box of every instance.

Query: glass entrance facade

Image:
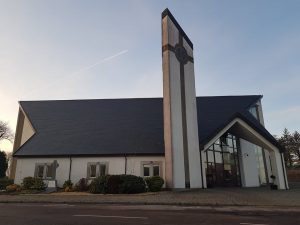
[204,133,241,187]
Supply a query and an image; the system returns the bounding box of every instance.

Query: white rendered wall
[14,156,165,188]
[20,114,35,146]
[183,40,202,188]
[162,14,202,189]
[239,139,260,187]
[14,158,70,187]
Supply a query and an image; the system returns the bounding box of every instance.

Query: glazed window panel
[143,165,150,177]
[153,165,160,176]
[46,164,53,179]
[100,164,106,176]
[37,165,44,178]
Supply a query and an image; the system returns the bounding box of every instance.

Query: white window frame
[141,161,162,177]
[34,163,53,180]
[87,162,109,179]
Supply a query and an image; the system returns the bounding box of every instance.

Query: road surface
[0,203,299,225]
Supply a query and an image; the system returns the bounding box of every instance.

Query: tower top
[161,8,193,49]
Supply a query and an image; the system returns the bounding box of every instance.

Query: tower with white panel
[162,9,202,188]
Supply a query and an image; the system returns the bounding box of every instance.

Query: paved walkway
[1,187,300,207]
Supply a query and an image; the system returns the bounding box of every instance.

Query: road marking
[240,223,269,225]
[73,215,148,219]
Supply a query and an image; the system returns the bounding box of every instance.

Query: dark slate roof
[14,95,282,157]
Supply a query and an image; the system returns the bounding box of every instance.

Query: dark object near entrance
[270,174,278,190]
[270,184,278,190]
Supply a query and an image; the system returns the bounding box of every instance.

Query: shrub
[89,175,110,194]
[22,177,35,189]
[31,178,46,190]
[107,175,121,194]
[0,177,14,190]
[22,177,46,190]
[6,184,21,193]
[145,176,164,192]
[63,180,73,189]
[74,178,89,192]
[119,175,146,194]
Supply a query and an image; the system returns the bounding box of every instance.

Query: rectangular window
[153,165,160,176]
[35,163,54,179]
[143,165,150,177]
[100,164,106,176]
[87,162,108,179]
[37,165,44,178]
[142,163,161,177]
[46,164,53,179]
[90,164,97,178]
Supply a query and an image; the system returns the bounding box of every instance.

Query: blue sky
[0,0,299,152]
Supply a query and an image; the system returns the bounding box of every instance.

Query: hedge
[145,176,164,192]
[89,175,146,194]
[22,177,46,190]
[0,177,14,190]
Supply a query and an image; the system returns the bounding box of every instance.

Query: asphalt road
[0,203,299,225]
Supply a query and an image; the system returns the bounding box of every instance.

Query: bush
[107,175,121,194]
[74,178,89,192]
[22,177,46,190]
[89,175,110,194]
[31,178,46,190]
[119,175,146,194]
[0,177,14,190]
[6,184,21,192]
[22,177,35,189]
[63,180,73,189]
[145,176,164,192]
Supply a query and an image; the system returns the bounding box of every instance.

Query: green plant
[89,175,110,194]
[107,175,121,194]
[145,176,164,192]
[0,177,14,190]
[119,175,146,194]
[74,178,89,192]
[22,177,35,189]
[31,178,46,190]
[22,177,46,190]
[63,180,73,189]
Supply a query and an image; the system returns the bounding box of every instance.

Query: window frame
[34,163,54,180]
[87,162,109,179]
[141,161,163,178]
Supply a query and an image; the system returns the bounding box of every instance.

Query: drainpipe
[124,154,127,175]
[68,156,72,180]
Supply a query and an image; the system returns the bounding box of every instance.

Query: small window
[142,163,161,177]
[143,165,150,177]
[100,164,106,176]
[90,164,97,178]
[35,163,54,179]
[37,165,44,178]
[46,164,53,179]
[87,162,108,179]
[153,165,160,176]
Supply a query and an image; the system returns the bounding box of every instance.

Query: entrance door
[205,133,241,187]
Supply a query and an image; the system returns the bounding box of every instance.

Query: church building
[10,9,288,190]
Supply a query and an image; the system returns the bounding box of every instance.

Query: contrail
[72,50,128,76]
[22,49,129,98]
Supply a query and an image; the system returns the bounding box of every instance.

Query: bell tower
[162,9,202,188]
